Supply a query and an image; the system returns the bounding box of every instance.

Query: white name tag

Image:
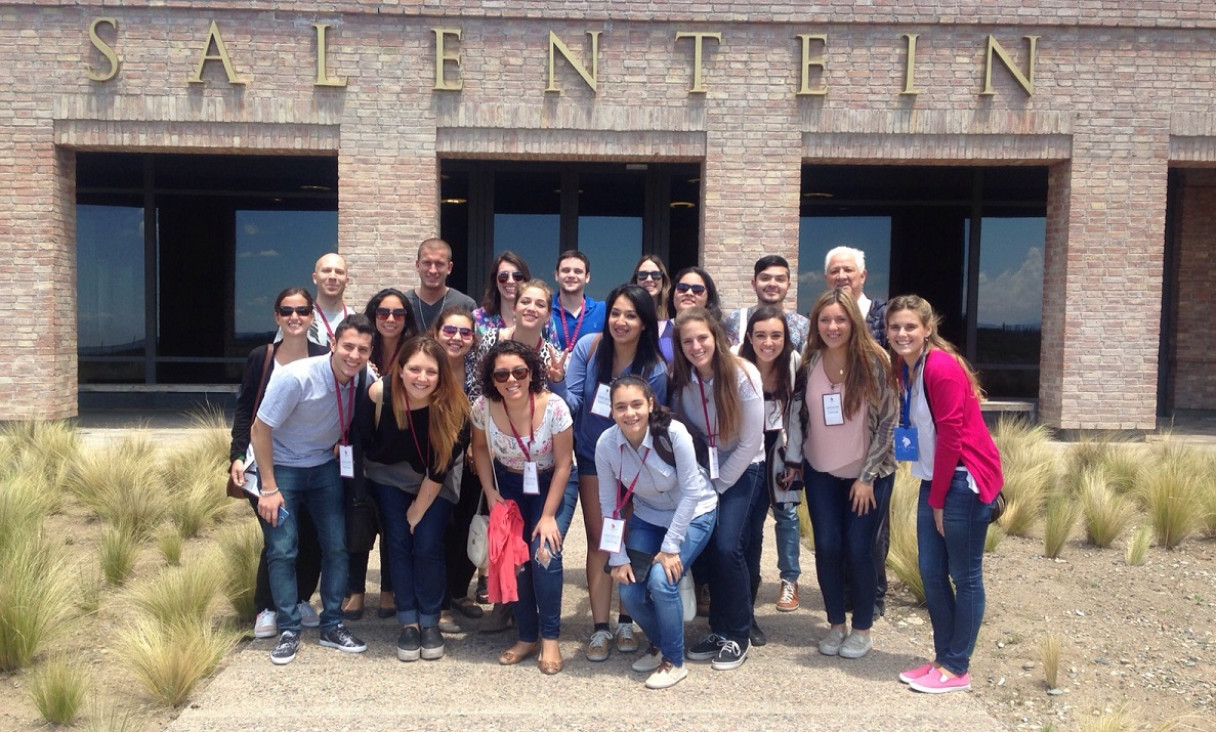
[590,383,613,418]
[242,444,260,496]
[823,393,844,426]
[338,444,355,478]
[523,461,540,495]
[708,446,720,480]
[764,400,783,431]
[600,517,625,553]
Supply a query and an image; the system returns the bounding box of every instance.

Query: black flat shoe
[377,607,396,619]
[750,618,767,647]
[453,596,485,619]
[343,607,364,621]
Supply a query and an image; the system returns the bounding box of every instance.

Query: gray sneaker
[838,630,873,659]
[319,623,367,653]
[818,627,846,656]
[270,631,299,665]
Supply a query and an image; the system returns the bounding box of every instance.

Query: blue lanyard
[900,352,926,428]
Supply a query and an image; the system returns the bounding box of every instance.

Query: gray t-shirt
[404,287,477,333]
[256,354,357,468]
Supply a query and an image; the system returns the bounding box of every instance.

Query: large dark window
[76,153,338,388]
[800,165,1047,397]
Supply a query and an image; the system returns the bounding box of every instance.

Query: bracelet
[259,487,280,497]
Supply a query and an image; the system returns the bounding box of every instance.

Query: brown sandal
[499,641,539,666]
[538,640,563,675]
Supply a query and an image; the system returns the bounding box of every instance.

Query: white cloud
[977,246,1044,327]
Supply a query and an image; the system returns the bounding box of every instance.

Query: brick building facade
[2,1,1213,429]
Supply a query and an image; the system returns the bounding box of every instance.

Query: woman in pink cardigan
[886,295,1003,694]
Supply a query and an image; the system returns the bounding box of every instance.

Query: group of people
[228,237,1003,694]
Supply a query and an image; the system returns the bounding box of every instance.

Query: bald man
[308,253,355,348]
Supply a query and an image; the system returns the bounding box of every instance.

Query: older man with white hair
[824,246,887,348]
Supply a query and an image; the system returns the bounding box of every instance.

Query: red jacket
[487,499,529,604]
[920,349,1004,509]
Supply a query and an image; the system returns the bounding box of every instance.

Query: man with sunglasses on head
[723,255,810,351]
[404,238,477,332]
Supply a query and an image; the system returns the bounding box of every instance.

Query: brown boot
[479,602,514,633]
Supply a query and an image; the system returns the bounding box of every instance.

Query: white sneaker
[818,627,846,656]
[645,659,689,689]
[632,644,663,673]
[838,630,873,659]
[253,609,278,639]
[298,602,320,628]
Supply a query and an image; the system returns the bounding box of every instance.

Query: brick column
[1038,124,1169,431]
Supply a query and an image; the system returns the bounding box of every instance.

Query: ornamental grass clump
[26,655,90,725]
[0,530,74,671]
[116,617,238,708]
[68,434,168,540]
[1137,443,1204,550]
[1,419,80,499]
[991,417,1056,537]
[1079,470,1137,549]
[216,520,262,622]
[985,523,1006,553]
[1038,632,1063,690]
[99,525,140,587]
[1125,524,1153,566]
[1043,491,1079,559]
[123,556,224,632]
[886,467,923,604]
[158,528,183,566]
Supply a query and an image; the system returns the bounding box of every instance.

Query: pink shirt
[803,359,870,480]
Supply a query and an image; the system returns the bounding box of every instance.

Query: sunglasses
[491,366,532,383]
[277,305,313,317]
[675,283,707,295]
[635,271,664,281]
[441,324,474,339]
[497,271,527,283]
[376,308,408,321]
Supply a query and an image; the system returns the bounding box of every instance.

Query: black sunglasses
[635,271,664,281]
[492,366,531,383]
[376,307,408,321]
[277,305,313,317]
[497,271,527,283]
[675,283,707,295]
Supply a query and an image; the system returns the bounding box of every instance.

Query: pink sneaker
[910,670,972,693]
[899,663,935,684]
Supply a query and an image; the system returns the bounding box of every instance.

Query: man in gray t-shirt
[251,315,375,665]
[403,237,476,332]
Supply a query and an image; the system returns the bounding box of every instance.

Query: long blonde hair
[670,307,745,445]
[801,289,890,420]
[885,294,984,399]
[388,336,470,471]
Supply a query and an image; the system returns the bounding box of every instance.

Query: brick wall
[2,2,1216,426]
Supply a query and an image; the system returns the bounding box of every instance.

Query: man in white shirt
[306,253,354,348]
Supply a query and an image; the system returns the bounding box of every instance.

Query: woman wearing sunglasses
[660,267,724,363]
[342,288,421,621]
[431,307,488,628]
[562,283,667,661]
[469,339,574,674]
[633,255,672,320]
[474,251,531,338]
[229,287,328,640]
[357,336,471,662]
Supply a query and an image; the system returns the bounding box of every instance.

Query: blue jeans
[495,463,564,642]
[706,463,763,644]
[772,501,802,583]
[804,464,894,631]
[554,468,580,539]
[618,511,715,666]
[260,462,348,633]
[743,465,772,604]
[368,479,452,627]
[918,473,991,676]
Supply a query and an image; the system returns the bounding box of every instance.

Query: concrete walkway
[161,493,1008,731]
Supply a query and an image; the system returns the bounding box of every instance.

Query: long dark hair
[668,266,724,323]
[594,284,663,386]
[479,338,545,401]
[480,250,531,317]
[738,304,794,416]
[669,307,745,445]
[800,288,889,420]
[363,288,418,373]
[633,254,672,319]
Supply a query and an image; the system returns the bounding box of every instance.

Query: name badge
[708,446,720,481]
[591,383,613,418]
[894,426,919,461]
[764,400,783,431]
[338,444,355,478]
[600,517,626,554]
[242,444,260,496]
[523,461,540,495]
[823,393,844,426]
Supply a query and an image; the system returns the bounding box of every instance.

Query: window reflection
[974,216,1045,397]
[797,216,891,316]
[77,204,145,383]
[235,210,338,339]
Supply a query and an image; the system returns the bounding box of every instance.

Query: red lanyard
[696,376,718,448]
[505,393,536,462]
[559,297,587,353]
[316,304,349,343]
[402,388,431,471]
[615,444,651,519]
[332,368,355,446]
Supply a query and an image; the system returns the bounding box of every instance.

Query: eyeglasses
[441,324,474,339]
[375,308,408,321]
[497,271,526,283]
[491,366,531,383]
[635,271,664,281]
[675,283,707,295]
[277,305,313,317]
